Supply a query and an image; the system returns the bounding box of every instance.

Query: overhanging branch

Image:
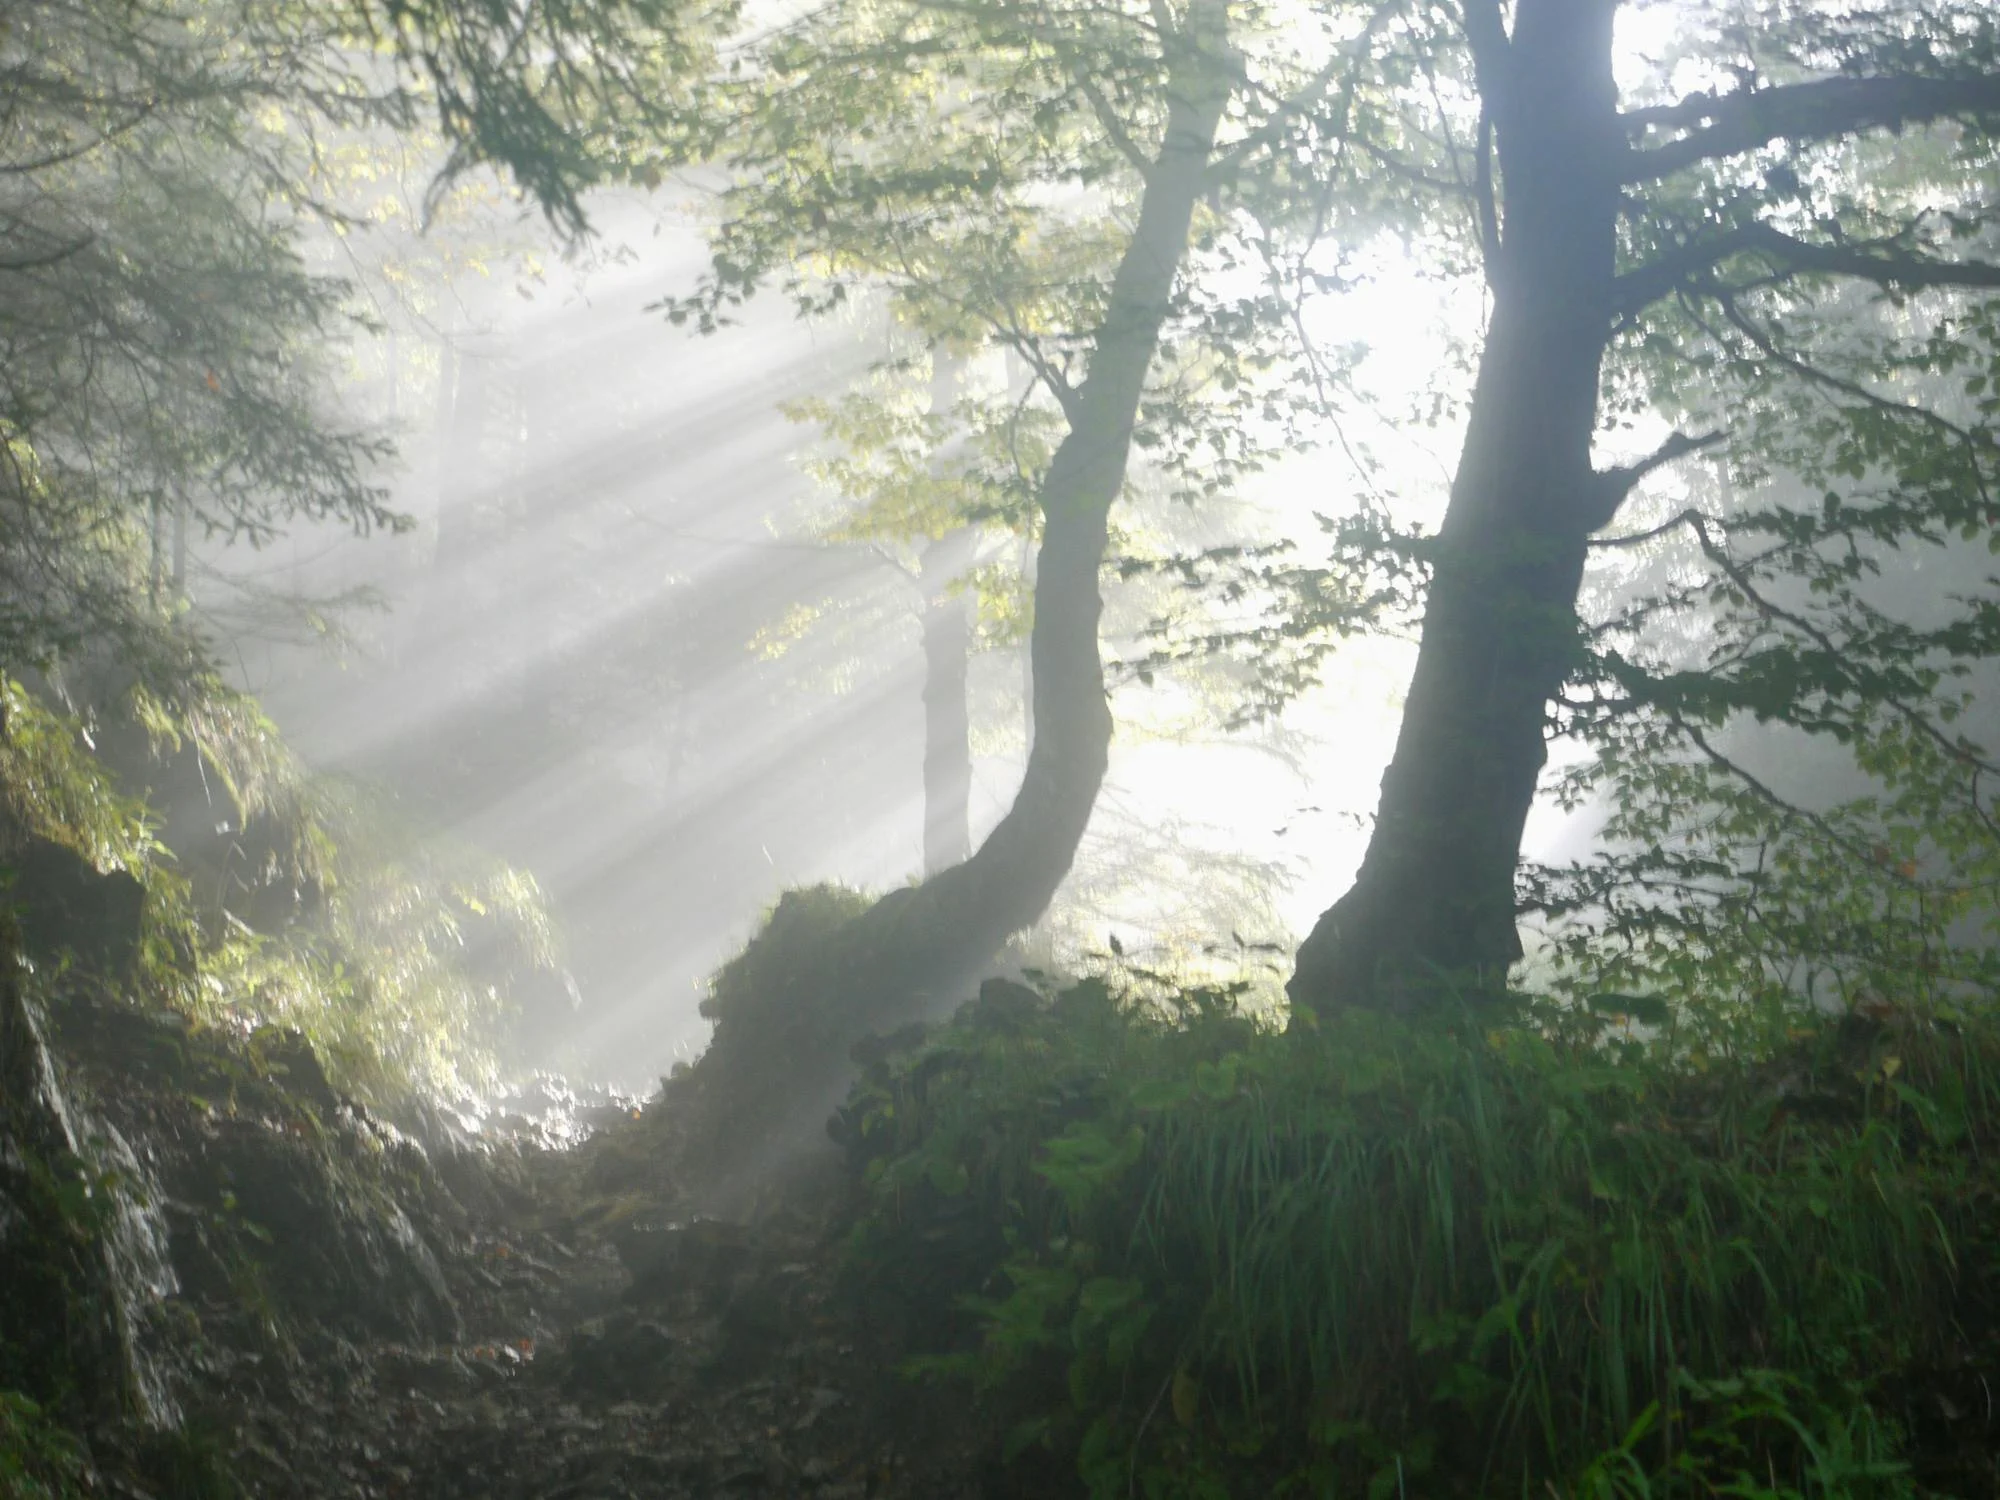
[1615,220,2000,318]
[1731,222,2000,291]
[1623,72,2000,183]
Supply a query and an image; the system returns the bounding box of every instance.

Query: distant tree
[1284,0,2000,1018]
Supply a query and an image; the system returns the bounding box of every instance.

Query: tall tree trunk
[920,531,973,875]
[1290,0,1624,1017]
[919,352,974,875]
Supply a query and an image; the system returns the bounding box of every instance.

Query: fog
[201,196,1438,1086]
[168,0,1974,1088]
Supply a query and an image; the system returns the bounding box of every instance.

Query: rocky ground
[205,1162,1020,1500]
[3,976,1059,1500]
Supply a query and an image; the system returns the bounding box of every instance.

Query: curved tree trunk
[680,1,1235,1196]
[919,530,974,876]
[844,0,1236,1000]
[1290,0,1624,1017]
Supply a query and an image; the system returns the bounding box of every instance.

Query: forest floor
[209,1133,1018,1500]
[21,961,2000,1498]
[4,978,1056,1500]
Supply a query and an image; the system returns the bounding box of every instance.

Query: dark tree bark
[1289,0,2000,1018]
[1293,0,1623,1017]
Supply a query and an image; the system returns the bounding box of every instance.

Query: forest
[4,0,2000,1495]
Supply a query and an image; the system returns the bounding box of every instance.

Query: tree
[686,0,1241,980]
[1288,0,2000,1016]
[668,0,1366,1169]
[0,0,711,680]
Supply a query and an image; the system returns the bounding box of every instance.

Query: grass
[843,979,2000,1497]
[0,1392,89,1500]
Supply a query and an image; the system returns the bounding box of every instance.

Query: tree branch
[0,233,94,272]
[1578,431,1726,532]
[1459,0,1512,107]
[1586,505,1705,552]
[1613,224,1762,318]
[1615,218,2000,319]
[1070,67,1153,176]
[1709,285,1998,513]
[1731,221,2000,291]
[1623,72,2000,183]
[1474,103,1500,278]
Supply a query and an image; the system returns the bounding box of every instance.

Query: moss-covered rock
[48,994,461,1348]
[1,838,145,980]
[0,941,166,1427]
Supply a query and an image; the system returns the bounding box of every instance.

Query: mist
[11,2,2000,1493]
[212,191,1434,1088]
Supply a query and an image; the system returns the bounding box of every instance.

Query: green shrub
[0,1391,90,1500]
[0,673,559,1100]
[845,980,2000,1496]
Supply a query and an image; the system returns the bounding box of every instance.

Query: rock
[190,1111,460,1343]
[0,938,178,1425]
[376,1347,479,1397]
[33,983,465,1350]
[248,1026,344,1119]
[613,1214,751,1297]
[2,838,145,977]
[562,1319,682,1399]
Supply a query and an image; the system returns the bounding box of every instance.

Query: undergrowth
[0,1391,89,1500]
[843,979,2000,1497]
[0,672,559,1100]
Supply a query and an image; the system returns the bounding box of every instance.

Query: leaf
[1172,1366,1201,1429]
[1585,992,1671,1028]
[924,1156,970,1196]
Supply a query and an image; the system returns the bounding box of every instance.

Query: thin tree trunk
[170,491,187,595]
[919,352,974,875]
[1290,0,1623,1017]
[920,533,973,875]
[845,0,1235,999]
[683,1,1235,1189]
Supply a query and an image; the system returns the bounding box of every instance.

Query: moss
[0,1137,109,1414]
[698,883,878,1033]
[667,885,882,1201]
[132,1423,238,1500]
[0,1391,90,1500]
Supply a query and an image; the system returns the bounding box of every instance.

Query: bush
[0,1391,90,1500]
[843,979,2000,1497]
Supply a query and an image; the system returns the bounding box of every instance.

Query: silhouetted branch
[1624,72,2000,182]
